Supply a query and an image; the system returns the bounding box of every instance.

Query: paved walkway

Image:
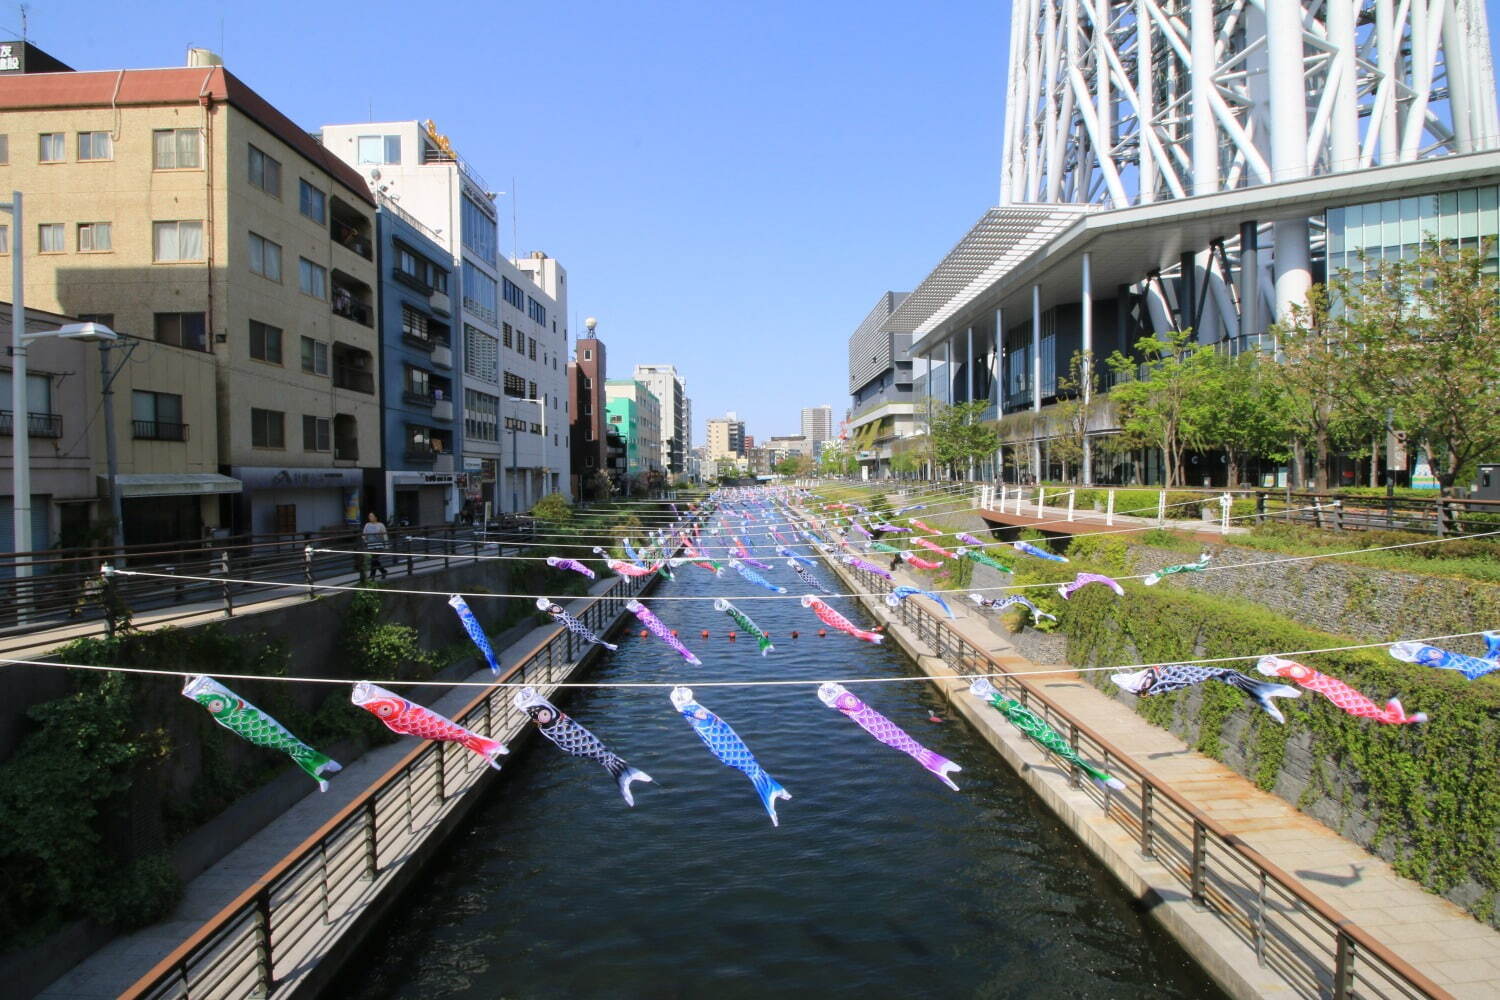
[881,559,1500,998]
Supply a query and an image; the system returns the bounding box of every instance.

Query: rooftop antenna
[19,3,27,42]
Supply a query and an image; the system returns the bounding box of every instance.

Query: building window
[36,223,64,253]
[76,131,112,161]
[356,134,401,165]
[0,135,9,164]
[503,370,526,398]
[153,220,204,262]
[153,128,201,169]
[528,380,537,399]
[154,312,208,352]
[527,296,546,325]
[302,415,331,452]
[251,407,285,448]
[0,225,7,254]
[502,322,513,349]
[247,144,281,197]
[299,180,326,224]
[406,423,433,456]
[77,222,112,252]
[583,348,591,360]
[38,132,64,162]
[248,231,282,281]
[464,389,499,441]
[404,366,432,400]
[249,319,283,364]
[131,390,185,441]
[301,336,329,375]
[464,325,499,382]
[402,305,430,345]
[299,258,327,299]
[501,276,525,310]
[461,261,497,323]
[528,337,536,361]
[460,194,498,265]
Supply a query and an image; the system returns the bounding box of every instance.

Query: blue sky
[19,0,1500,445]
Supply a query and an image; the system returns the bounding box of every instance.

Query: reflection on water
[333,555,1224,1000]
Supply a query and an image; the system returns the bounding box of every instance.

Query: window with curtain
[37,223,64,253]
[248,232,282,280]
[249,320,283,364]
[299,258,327,298]
[153,128,200,169]
[37,132,64,162]
[301,337,328,375]
[78,222,112,252]
[247,144,281,197]
[153,221,204,261]
[77,132,112,161]
[299,180,326,224]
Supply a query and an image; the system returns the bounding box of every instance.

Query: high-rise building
[801,405,833,449]
[568,327,607,497]
[0,51,382,542]
[320,120,570,512]
[605,379,662,483]
[706,414,745,461]
[847,291,916,479]
[633,364,690,474]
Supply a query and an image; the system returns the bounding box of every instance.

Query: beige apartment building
[0,52,380,542]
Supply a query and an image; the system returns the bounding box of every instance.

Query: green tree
[1332,242,1500,497]
[930,399,998,478]
[1266,285,1362,490]
[889,449,922,480]
[774,454,813,477]
[1105,329,1219,487]
[1048,350,1100,483]
[1197,349,1291,488]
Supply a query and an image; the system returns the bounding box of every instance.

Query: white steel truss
[999,0,1500,209]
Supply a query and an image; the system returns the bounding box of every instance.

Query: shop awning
[110,473,244,498]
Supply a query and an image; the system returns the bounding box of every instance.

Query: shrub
[531,492,574,523]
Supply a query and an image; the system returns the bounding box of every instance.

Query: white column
[943,337,952,407]
[965,325,974,404]
[994,307,1004,478]
[1375,0,1400,164]
[1136,0,1156,203]
[1190,0,1217,195]
[1267,2,1311,321]
[1081,252,1093,485]
[1031,284,1042,479]
[1327,0,1359,170]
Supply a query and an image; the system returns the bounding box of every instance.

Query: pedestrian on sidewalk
[363,511,390,579]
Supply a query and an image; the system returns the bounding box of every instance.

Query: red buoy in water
[639,629,649,638]
[728,631,737,641]
[818,628,828,637]
[700,629,710,639]
[790,630,800,639]
[670,629,678,637]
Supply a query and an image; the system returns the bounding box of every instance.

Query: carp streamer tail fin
[618,766,654,807]
[751,770,792,827]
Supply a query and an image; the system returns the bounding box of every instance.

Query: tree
[1333,241,1500,497]
[1048,350,1100,483]
[996,411,1042,482]
[1196,349,1291,488]
[774,454,813,477]
[1266,285,1363,490]
[889,449,922,480]
[1105,330,1219,487]
[930,400,998,479]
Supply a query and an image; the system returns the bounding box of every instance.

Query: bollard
[1066,490,1075,522]
[1106,490,1115,526]
[1156,491,1166,526]
[220,551,233,617]
[304,546,315,599]
[1220,493,1232,536]
[1037,486,1046,516]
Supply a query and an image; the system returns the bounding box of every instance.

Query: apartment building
[320,121,570,512]
[633,364,689,475]
[604,379,662,482]
[0,52,382,539]
[705,414,745,461]
[374,200,456,525]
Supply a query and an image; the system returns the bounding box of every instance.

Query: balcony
[433,453,454,474]
[132,420,188,442]
[430,289,451,315]
[432,398,453,422]
[330,198,373,260]
[333,365,374,394]
[0,410,63,438]
[431,343,452,369]
[403,389,435,408]
[332,271,374,328]
[404,445,435,464]
[334,414,358,462]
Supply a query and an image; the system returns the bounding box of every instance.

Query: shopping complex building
[852,1,1500,487]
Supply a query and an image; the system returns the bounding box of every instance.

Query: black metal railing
[332,366,375,394]
[0,410,63,438]
[132,420,188,442]
[332,295,373,327]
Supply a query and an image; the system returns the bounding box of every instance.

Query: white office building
[633,364,691,476]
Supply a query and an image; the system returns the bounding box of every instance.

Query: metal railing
[839,557,1450,1000]
[0,521,541,652]
[132,419,189,442]
[116,550,676,1000]
[0,409,63,438]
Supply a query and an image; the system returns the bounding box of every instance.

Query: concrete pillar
[943,337,952,407]
[966,325,974,404]
[1190,0,1217,195]
[1267,1,1311,320]
[1239,221,1260,348]
[1179,251,1197,333]
[1031,284,1042,479]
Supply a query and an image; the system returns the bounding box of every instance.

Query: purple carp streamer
[1388,632,1500,681]
[843,555,894,580]
[625,598,702,665]
[671,686,791,826]
[969,593,1057,623]
[536,597,619,651]
[184,675,342,791]
[714,598,774,655]
[1143,552,1211,586]
[1057,572,1125,599]
[741,555,775,570]
[515,687,653,805]
[1012,540,1069,563]
[545,555,596,579]
[1110,665,1300,724]
[728,558,786,594]
[817,682,960,790]
[956,532,989,548]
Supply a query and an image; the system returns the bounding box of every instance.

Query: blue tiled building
[372,202,459,526]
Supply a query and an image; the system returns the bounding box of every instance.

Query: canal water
[334,533,1223,999]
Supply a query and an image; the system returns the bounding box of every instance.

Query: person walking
[363,511,389,579]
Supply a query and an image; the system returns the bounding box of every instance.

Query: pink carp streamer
[914,537,956,559]
[801,595,883,644]
[1057,572,1125,599]
[593,546,659,578]
[843,555,893,580]
[351,682,507,768]
[900,551,943,571]
[546,555,596,579]
[909,518,935,533]
[1256,656,1427,725]
[817,682,960,790]
[626,599,702,665]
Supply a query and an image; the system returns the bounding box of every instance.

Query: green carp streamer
[182,675,342,791]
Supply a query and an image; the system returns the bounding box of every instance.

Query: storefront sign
[233,466,364,490]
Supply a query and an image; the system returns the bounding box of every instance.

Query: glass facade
[1326,184,1500,277]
